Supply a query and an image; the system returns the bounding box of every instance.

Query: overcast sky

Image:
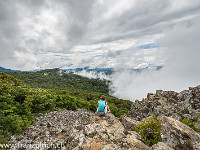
[0,0,200,100]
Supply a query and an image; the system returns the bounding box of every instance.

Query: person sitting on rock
[97,95,111,116]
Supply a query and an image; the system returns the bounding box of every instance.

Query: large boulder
[161,116,200,150]
[81,113,149,150]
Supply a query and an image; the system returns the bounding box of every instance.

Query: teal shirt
[98,100,107,113]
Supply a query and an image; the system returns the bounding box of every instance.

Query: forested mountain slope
[7,69,132,116]
[7,68,108,93]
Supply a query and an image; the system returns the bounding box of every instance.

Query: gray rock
[150,142,174,150]
[8,110,149,150]
[120,115,139,130]
[8,109,93,150]
[161,116,200,150]
[129,85,200,124]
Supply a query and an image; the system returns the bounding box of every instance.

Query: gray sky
[0,0,200,100]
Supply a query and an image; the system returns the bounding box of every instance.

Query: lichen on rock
[160,116,200,150]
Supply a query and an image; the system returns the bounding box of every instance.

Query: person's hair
[100,95,106,100]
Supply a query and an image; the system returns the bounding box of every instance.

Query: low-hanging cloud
[1,0,200,70]
[110,16,200,101]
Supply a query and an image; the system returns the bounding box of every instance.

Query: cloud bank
[1,0,200,70]
[110,16,200,100]
[0,0,200,100]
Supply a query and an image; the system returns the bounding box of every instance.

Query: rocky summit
[9,109,149,150]
[8,86,200,150]
[129,85,200,122]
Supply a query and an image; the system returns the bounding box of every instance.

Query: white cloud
[74,70,111,80]
[110,16,200,101]
[0,0,200,100]
[0,1,198,70]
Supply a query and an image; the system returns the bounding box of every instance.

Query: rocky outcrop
[128,86,200,150]
[9,109,93,149]
[129,86,200,122]
[82,113,149,150]
[9,109,149,150]
[160,116,200,150]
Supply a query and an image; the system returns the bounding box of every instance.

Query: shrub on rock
[133,116,162,146]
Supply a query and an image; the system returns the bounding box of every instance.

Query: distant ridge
[0,65,163,74]
[63,67,114,75]
[0,66,21,72]
[63,65,163,75]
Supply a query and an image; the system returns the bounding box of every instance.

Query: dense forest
[7,68,109,93]
[0,69,132,143]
